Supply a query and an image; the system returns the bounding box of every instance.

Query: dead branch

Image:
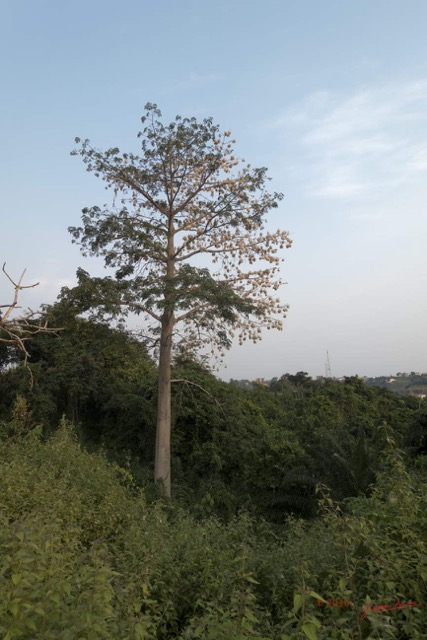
[0,263,62,388]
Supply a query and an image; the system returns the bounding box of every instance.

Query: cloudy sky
[1,0,426,380]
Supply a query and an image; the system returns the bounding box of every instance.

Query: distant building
[408,390,426,399]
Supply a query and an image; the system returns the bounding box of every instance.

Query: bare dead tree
[0,263,60,386]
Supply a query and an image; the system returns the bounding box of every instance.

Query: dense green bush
[0,408,426,639]
[275,443,427,639]
[0,415,281,638]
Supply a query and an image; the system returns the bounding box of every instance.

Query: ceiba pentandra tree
[68,103,292,496]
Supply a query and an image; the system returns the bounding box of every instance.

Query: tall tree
[67,103,291,496]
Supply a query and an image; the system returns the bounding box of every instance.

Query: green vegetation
[366,373,427,399]
[1,313,426,638]
[0,395,426,639]
[2,310,425,522]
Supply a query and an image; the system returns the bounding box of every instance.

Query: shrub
[0,414,425,639]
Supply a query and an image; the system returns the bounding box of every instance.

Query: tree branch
[1,264,62,388]
[171,378,225,414]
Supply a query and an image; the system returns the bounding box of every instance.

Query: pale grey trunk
[154,212,175,497]
[155,317,173,497]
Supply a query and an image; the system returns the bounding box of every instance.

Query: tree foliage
[68,104,291,354]
[0,303,157,460]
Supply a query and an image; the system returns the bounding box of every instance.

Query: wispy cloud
[275,80,427,199]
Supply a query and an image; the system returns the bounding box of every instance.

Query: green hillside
[365,373,427,399]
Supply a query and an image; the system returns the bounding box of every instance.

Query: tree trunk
[155,315,174,497]
[155,209,175,498]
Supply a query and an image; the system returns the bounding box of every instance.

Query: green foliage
[0,420,135,638]
[276,443,427,639]
[1,332,422,523]
[0,304,157,453]
[1,417,426,638]
[0,420,279,637]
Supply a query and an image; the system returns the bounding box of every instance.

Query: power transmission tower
[325,351,332,378]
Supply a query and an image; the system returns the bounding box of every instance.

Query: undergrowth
[0,401,425,639]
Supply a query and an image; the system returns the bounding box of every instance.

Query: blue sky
[1,0,427,380]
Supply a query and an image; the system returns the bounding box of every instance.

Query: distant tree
[66,103,291,496]
[268,372,317,397]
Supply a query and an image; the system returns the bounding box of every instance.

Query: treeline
[1,303,426,523]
